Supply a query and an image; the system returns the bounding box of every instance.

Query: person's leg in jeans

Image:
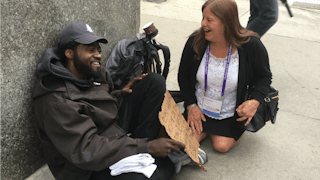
[246,0,278,37]
[91,73,174,180]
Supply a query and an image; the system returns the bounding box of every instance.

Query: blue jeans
[246,0,278,37]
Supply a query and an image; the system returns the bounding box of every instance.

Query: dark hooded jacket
[33,47,148,180]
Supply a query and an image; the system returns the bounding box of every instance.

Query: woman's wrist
[187,103,197,113]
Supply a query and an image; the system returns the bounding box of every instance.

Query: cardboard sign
[158,90,207,171]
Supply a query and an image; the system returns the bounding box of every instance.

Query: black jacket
[178,35,272,112]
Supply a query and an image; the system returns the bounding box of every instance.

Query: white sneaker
[197,148,208,165]
[189,148,208,165]
[168,148,208,173]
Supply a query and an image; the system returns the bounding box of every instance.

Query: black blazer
[178,35,272,114]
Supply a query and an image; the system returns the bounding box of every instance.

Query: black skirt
[201,115,244,141]
[184,111,244,141]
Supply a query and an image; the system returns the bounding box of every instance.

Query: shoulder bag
[239,86,279,132]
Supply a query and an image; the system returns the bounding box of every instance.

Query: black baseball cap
[58,22,108,48]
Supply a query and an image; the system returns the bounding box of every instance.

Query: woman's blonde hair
[193,0,258,59]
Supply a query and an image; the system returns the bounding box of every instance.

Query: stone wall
[0,0,140,179]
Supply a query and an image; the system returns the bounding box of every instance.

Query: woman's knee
[195,132,207,143]
[213,143,232,153]
[211,136,235,153]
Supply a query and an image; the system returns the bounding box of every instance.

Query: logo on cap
[86,24,94,33]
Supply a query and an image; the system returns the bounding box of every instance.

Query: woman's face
[201,6,225,43]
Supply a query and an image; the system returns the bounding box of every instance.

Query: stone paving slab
[141,0,320,179]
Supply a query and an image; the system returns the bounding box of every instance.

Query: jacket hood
[37,47,94,88]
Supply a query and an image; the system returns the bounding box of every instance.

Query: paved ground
[26,0,320,179]
[141,0,320,179]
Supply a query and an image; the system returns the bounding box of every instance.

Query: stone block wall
[0,0,140,179]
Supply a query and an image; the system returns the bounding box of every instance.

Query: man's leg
[101,73,174,180]
[117,72,166,140]
[247,0,259,26]
[246,0,278,37]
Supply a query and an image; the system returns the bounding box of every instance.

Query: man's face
[73,42,101,79]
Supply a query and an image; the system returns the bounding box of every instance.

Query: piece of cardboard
[158,90,207,171]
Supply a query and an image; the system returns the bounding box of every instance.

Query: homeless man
[33,22,185,180]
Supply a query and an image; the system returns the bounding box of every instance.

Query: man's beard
[73,53,101,79]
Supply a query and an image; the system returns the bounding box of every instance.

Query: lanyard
[204,44,233,98]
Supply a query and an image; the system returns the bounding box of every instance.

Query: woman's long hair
[193,0,258,59]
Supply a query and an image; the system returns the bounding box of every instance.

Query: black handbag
[239,86,279,132]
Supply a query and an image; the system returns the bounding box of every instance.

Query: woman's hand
[236,99,260,126]
[187,104,206,135]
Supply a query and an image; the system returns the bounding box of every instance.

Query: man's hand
[121,73,147,96]
[236,99,260,126]
[147,138,185,157]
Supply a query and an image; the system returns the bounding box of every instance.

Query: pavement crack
[271,34,320,43]
[239,10,250,18]
[293,6,320,13]
[281,109,320,120]
[285,70,320,101]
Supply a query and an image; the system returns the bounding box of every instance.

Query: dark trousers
[91,73,175,180]
[117,73,166,140]
[246,0,278,37]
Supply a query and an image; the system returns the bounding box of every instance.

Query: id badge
[202,96,222,117]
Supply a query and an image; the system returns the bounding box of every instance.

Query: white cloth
[109,153,157,178]
[195,46,239,120]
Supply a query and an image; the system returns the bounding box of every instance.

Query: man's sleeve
[43,102,148,171]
